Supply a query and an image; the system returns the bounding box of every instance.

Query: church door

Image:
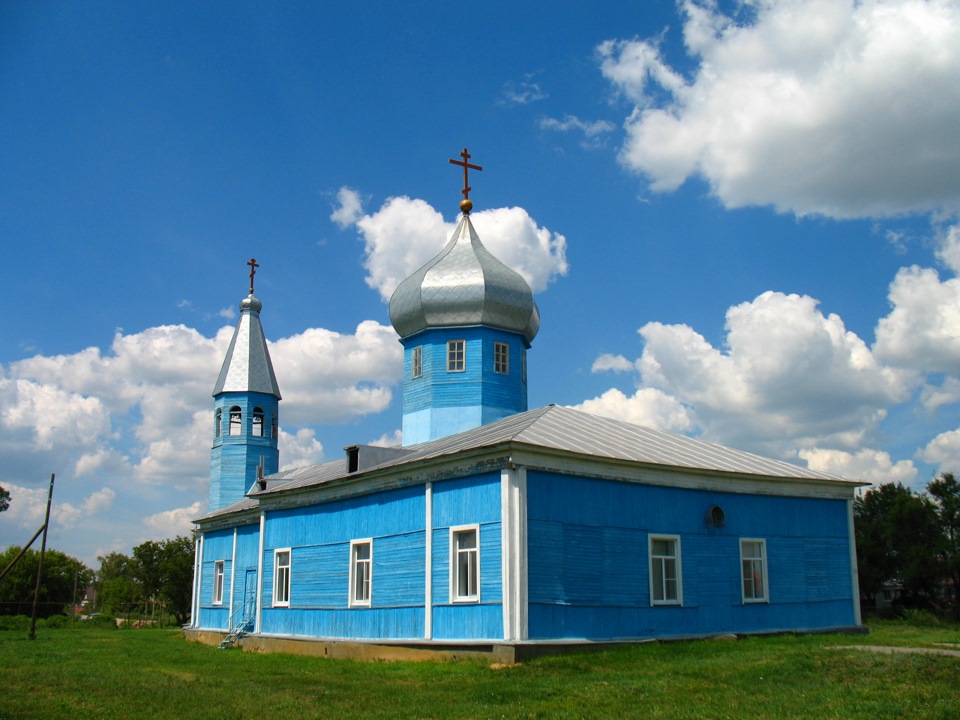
[243,570,257,625]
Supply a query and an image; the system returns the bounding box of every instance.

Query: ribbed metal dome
[388,214,540,344]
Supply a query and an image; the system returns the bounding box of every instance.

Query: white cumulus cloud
[279,428,326,471]
[271,320,402,425]
[572,387,694,434]
[330,186,365,229]
[599,0,960,218]
[633,291,912,458]
[798,447,917,486]
[338,191,568,301]
[142,502,205,539]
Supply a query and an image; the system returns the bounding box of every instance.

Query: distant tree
[0,484,10,512]
[0,546,91,617]
[133,536,194,625]
[133,540,164,605]
[95,552,138,616]
[928,472,960,617]
[156,536,195,625]
[854,483,942,608]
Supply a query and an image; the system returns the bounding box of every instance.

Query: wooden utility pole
[29,473,55,640]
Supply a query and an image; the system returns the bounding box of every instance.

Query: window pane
[448,340,465,372]
[652,539,673,557]
[495,342,509,374]
[412,347,422,378]
[457,529,476,550]
[454,529,478,600]
[652,560,665,601]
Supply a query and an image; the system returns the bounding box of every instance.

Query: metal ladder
[217,603,255,650]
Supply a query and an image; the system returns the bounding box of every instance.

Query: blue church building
[187,164,864,660]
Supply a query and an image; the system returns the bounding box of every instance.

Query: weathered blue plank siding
[259,485,426,639]
[197,528,234,630]
[228,523,260,627]
[261,607,424,640]
[402,327,528,444]
[526,471,855,640]
[430,473,504,639]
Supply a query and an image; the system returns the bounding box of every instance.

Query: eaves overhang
[248,436,864,515]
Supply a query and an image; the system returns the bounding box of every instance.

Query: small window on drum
[252,407,264,437]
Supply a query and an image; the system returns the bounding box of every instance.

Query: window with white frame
[494,342,509,374]
[252,407,264,437]
[649,535,682,605]
[273,549,291,607]
[447,340,465,372]
[213,560,225,605]
[451,526,479,602]
[740,539,768,603]
[411,346,423,379]
[349,539,372,607]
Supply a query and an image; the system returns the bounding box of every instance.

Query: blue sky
[3,0,960,567]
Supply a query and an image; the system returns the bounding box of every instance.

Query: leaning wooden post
[29,473,55,640]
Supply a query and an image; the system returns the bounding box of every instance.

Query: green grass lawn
[1,621,958,720]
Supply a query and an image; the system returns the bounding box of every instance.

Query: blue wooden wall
[401,327,528,444]
[526,471,856,639]
[252,471,505,641]
[431,473,503,640]
[197,528,234,630]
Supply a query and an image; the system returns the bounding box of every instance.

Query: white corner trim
[425,481,433,640]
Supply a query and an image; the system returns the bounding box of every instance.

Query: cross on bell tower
[247,257,259,294]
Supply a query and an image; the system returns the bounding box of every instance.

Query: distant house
[187,188,864,660]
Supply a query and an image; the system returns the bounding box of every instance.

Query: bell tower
[209,259,282,510]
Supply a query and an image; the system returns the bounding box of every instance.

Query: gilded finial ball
[460,199,473,214]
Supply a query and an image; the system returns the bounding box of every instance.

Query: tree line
[854,472,960,617]
[0,535,194,625]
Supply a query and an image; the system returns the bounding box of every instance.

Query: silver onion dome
[388,214,540,344]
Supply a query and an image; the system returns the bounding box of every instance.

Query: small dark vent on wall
[706,505,725,528]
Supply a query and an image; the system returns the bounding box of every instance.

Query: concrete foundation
[184,625,867,664]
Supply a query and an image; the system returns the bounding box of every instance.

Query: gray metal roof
[388,214,540,344]
[251,405,856,499]
[213,294,282,398]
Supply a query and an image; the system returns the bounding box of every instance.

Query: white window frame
[349,539,372,607]
[273,548,291,607]
[411,346,423,379]
[450,525,480,603]
[649,535,682,606]
[740,538,769,603]
[447,340,465,373]
[494,341,509,374]
[213,560,225,605]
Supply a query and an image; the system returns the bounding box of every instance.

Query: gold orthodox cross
[247,257,259,294]
[449,148,482,213]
